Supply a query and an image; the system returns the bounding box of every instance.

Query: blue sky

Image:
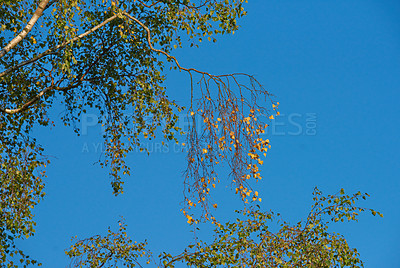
[19,0,400,267]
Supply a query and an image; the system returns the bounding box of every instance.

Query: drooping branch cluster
[180,73,279,223]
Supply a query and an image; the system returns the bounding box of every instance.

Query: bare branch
[123,12,209,76]
[0,0,50,58]
[124,12,246,80]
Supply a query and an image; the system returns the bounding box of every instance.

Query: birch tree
[0,1,381,267]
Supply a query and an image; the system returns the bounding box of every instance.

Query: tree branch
[0,14,119,78]
[123,12,209,76]
[1,87,52,115]
[98,252,113,268]
[43,0,59,11]
[163,251,195,267]
[0,81,84,115]
[0,0,50,58]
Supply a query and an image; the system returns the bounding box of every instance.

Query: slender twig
[123,12,210,76]
[98,252,113,268]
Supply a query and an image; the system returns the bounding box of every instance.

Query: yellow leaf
[269,115,274,120]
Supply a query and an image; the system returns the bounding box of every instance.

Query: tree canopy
[0,0,381,267]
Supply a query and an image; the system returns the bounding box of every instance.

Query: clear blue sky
[19,1,400,267]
